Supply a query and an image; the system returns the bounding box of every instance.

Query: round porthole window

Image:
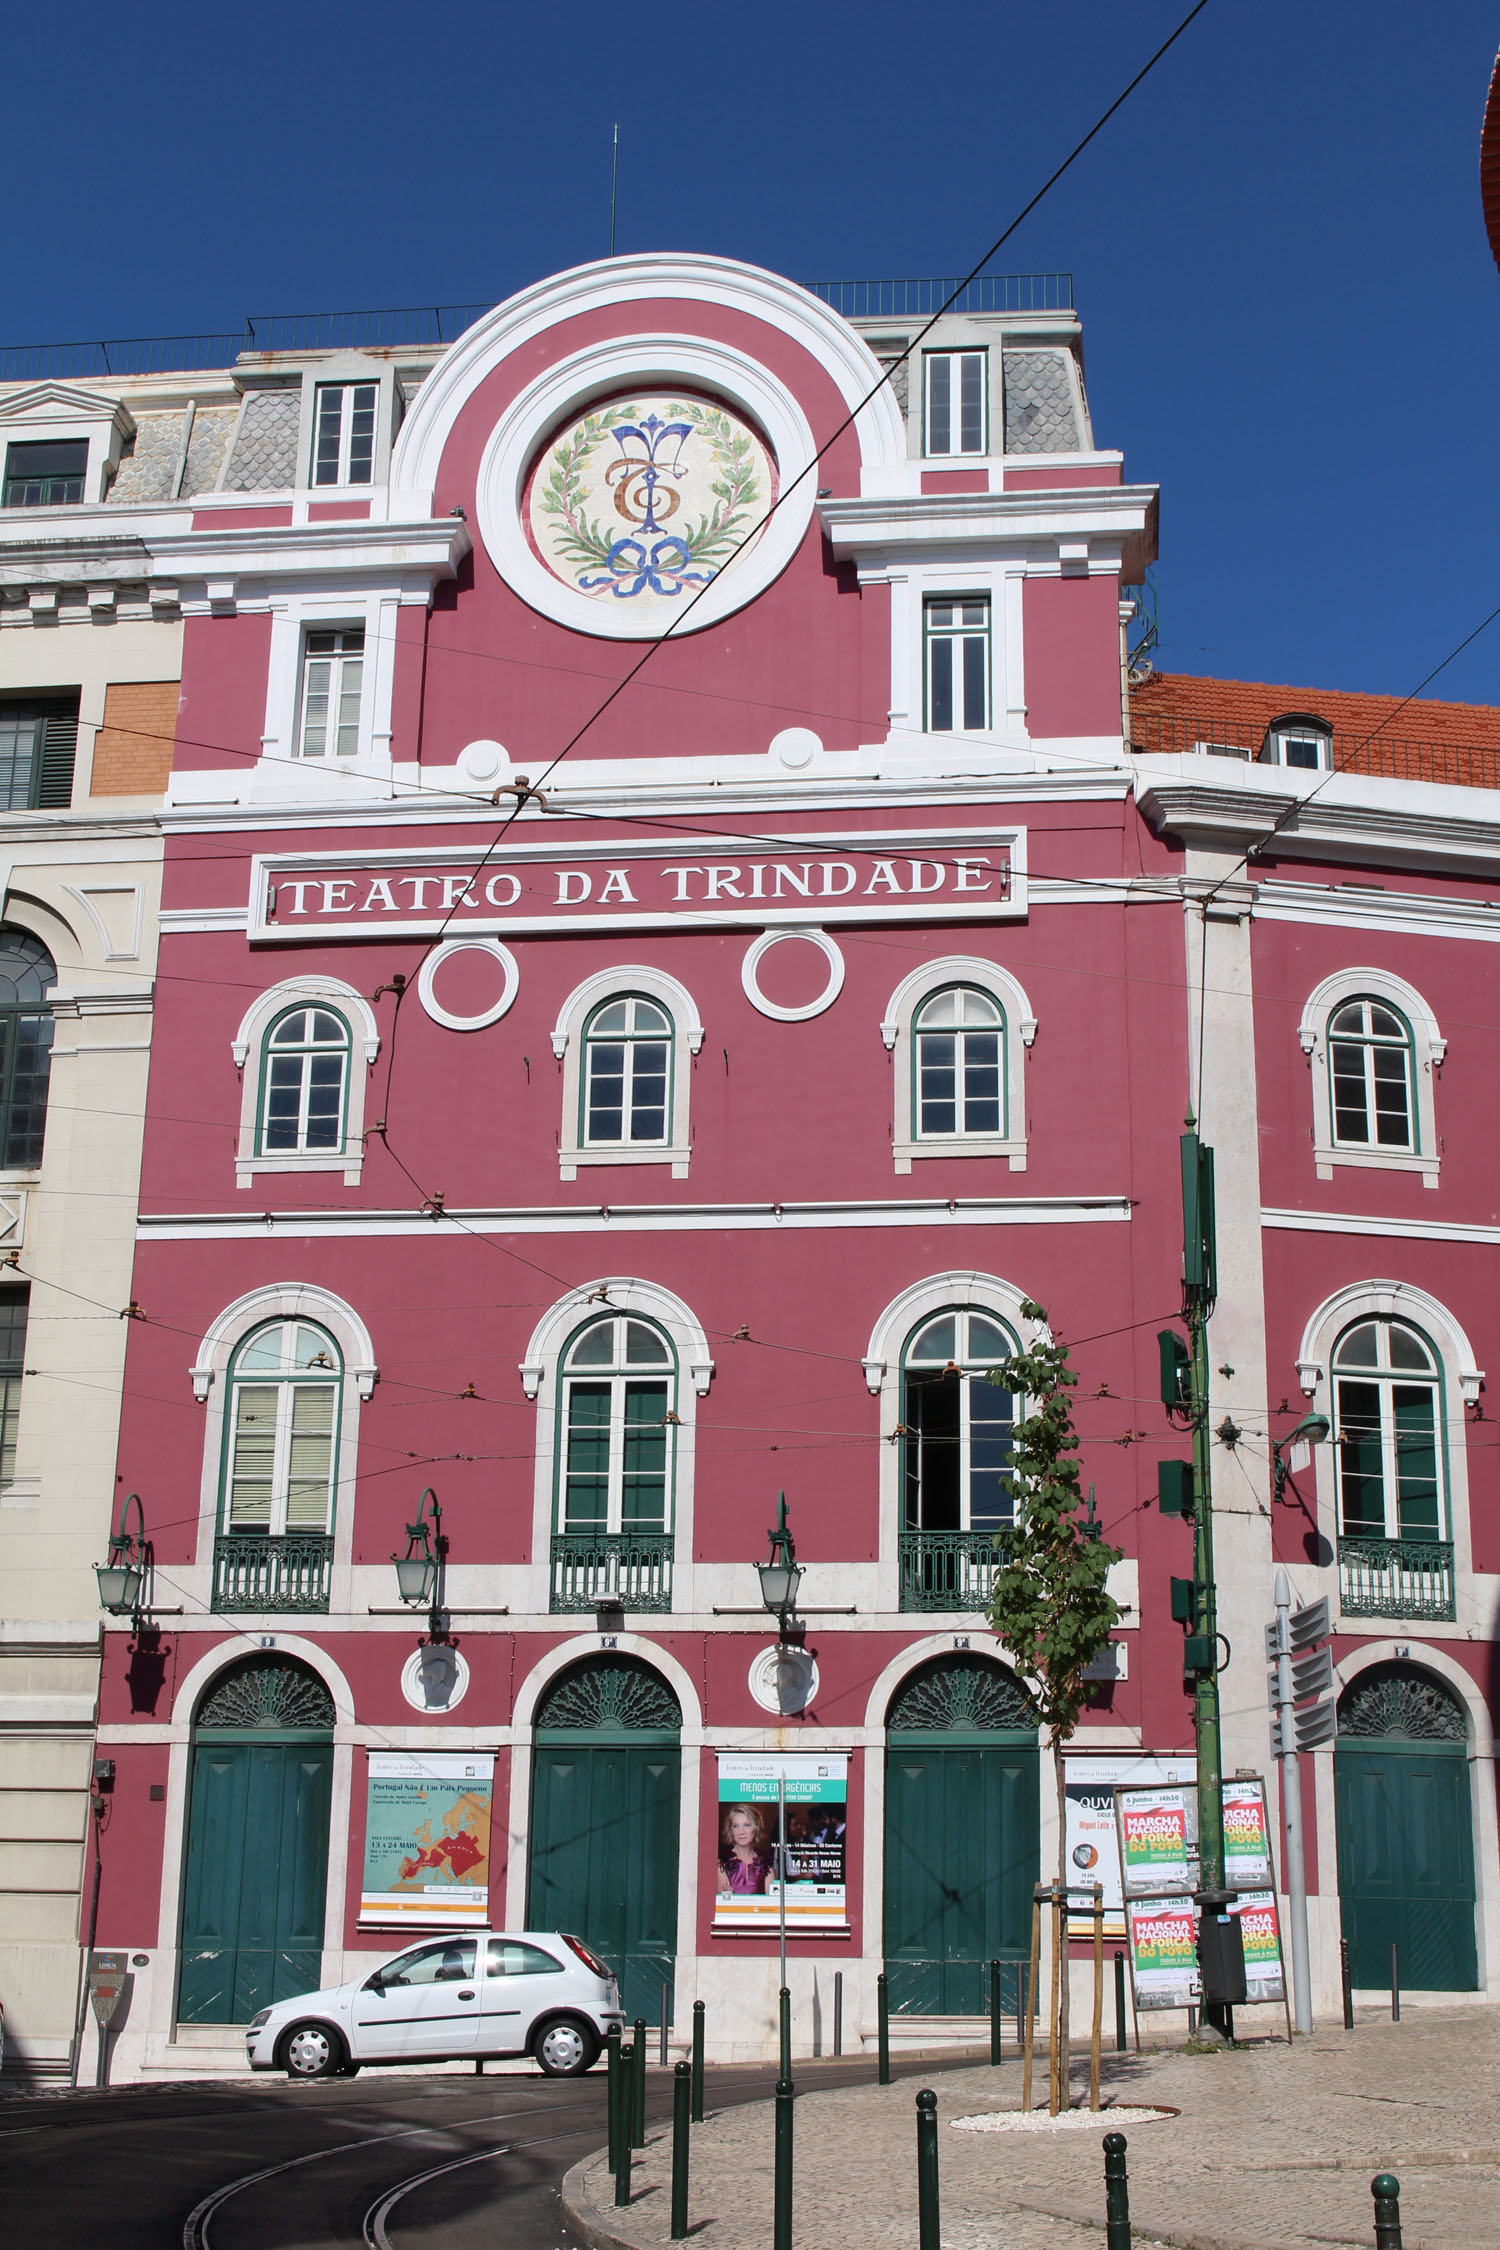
[401,1643,471,1714]
[416,938,519,1032]
[741,928,845,1023]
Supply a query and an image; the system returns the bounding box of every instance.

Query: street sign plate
[87,1951,128,2028]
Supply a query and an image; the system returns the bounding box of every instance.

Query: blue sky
[9,1,1500,704]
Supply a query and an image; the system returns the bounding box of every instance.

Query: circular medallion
[741,928,846,1023]
[417,938,519,1032]
[526,392,776,617]
[401,1643,471,1713]
[747,1643,820,1716]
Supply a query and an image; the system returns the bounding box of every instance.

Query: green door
[528,1656,682,2025]
[884,1655,1039,2016]
[1335,1666,1476,1992]
[178,1656,335,2025]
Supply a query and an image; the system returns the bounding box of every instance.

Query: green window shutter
[36,709,77,807]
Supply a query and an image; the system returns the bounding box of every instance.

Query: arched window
[902,1310,1019,1533]
[881,956,1034,1173]
[215,1320,342,1614]
[258,1004,352,1155]
[552,1313,676,1612]
[1328,998,1416,1151]
[913,985,1005,1139]
[1298,970,1442,1185]
[1333,1316,1452,1621]
[582,996,672,1148]
[0,928,56,1169]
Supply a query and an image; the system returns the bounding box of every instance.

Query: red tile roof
[1128,670,1500,791]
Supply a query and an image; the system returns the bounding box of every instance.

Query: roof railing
[0,275,1075,385]
[1129,711,1500,791]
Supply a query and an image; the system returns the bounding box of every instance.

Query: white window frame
[231,976,380,1188]
[1329,1316,1447,1546]
[188,1283,377,1620]
[551,966,703,1180]
[221,1318,343,1537]
[555,1312,678,1536]
[900,1305,1022,1534]
[255,593,401,800]
[923,350,988,457]
[1293,1280,1482,1629]
[882,956,1036,1173]
[296,627,366,760]
[1298,968,1444,1186]
[519,1278,714,1616]
[311,381,378,488]
[1263,723,1332,771]
[923,596,990,733]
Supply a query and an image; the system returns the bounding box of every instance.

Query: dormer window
[924,351,987,456]
[312,384,376,486]
[3,441,87,508]
[1261,714,1333,771]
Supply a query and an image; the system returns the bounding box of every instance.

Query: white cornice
[0,515,470,614]
[1256,877,1500,943]
[1134,753,1500,875]
[817,484,1157,578]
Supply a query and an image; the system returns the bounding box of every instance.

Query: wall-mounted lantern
[94,1492,153,1628]
[757,1491,802,1642]
[393,1487,449,1642]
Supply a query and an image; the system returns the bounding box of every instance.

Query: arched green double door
[528,1656,681,2024]
[179,1657,334,2024]
[884,1655,1039,2016]
[1335,1664,1477,1991]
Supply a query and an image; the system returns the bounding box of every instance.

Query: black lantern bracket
[94,1491,154,1631]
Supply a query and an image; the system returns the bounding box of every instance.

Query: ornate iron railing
[1337,1535,1455,1622]
[213,1533,333,1613]
[899,1529,1003,1612]
[805,274,1073,318]
[1128,713,1500,793]
[551,1531,673,1613]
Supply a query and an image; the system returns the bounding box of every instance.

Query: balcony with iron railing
[898,1528,1003,1612]
[213,1532,333,1613]
[1128,712,1500,794]
[551,1530,673,1613]
[0,278,1075,386]
[1337,1535,1455,1623]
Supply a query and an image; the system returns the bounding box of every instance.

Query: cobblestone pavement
[564,2010,1500,2250]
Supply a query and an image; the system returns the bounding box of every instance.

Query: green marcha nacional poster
[360,1752,494,1928]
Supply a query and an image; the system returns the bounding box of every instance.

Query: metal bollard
[833,1969,843,2057]
[1341,1938,1354,2030]
[661,1982,670,2066]
[990,1957,1003,2065]
[773,2070,794,2250]
[606,2026,623,2177]
[632,2016,647,2149]
[1103,2131,1131,2250]
[615,2043,633,2206]
[1390,1945,1400,2024]
[691,1997,705,2123]
[670,2058,691,2239]
[916,2088,940,2250]
[779,1984,791,2083]
[1371,2172,1402,2250]
[1114,1949,1128,2053]
[877,1969,891,2085]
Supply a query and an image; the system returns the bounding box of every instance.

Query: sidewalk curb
[561,2147,657,2250]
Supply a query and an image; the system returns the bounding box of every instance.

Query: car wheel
[281,2021,344,2080]
[534,2016,598,2076]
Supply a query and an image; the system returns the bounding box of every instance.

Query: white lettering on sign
[250,833,1023,942]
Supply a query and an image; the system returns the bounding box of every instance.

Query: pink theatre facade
[87,255,1500,2077]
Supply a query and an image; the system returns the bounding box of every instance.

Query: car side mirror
[364,1969,385,1994]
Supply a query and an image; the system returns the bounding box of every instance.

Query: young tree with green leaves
[986,1301,1123,2108]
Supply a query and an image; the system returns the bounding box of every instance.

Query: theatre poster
[359,1752,494,1928]
[713,1753,848,1933]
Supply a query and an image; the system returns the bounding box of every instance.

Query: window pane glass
[627,1042,668,1142]
[910,1316,956,1363]
[335,657,363,756]
[625,1320,669,1364]
[311,1011,345,1042]
[487,1940,562,1977]
[915,990,958,1029]
[904,1367,960,1529]
[1329,1002,1363,1035]
[592,1001,629,1034]
[1335,1377,1384,1534]
[1369,1005,1404,1039]
[968,1382,1014,1526]
[294,1327,338,1371]
[1371,1047,1412,1147]
[962,631,987,729]
[917,1031,957,1135]
[313,388,344,485]
[0,1288,27,1483]
[347,385,376,484]
[631,1000,669,1033]
[568,1322,615,1367]
[929,636,954,732]
[585,1042,626,1141]
[238,1327,285,1372]
[1330,1040,1370,1143]
[957,989,1001,1025]
[270,1010,309,1045]
[622,1380,668,1527]
[966,1315,1009,1361]
[563,1383,610,1526]
[927,355,951,454]
[1387,1324,1432,1372]
[1392,1385,1440,1538]
[959,353,984,453]
[959,1030,1001,1133]
[228,1385,277,1527]
[1335,1323,1380,1369]
[301,659,331,757]
[389,1939,476,1985]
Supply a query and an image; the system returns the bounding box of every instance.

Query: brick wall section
[90,681,179,796]
[1130,670,1500,789]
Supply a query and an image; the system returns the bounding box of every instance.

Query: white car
[245,1930,623,2080]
